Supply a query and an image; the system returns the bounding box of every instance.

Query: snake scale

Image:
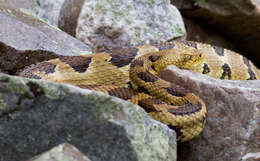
[19,41,260,141]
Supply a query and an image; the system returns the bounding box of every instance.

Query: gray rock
[0,6,91,74]
[160,66,260,161]
[76,0,186,51]
[0,0,65,26]
[28,143,92,161]
[0,73,176,161]
[34,0,65,26]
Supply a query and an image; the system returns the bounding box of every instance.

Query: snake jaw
[179,51,205,69]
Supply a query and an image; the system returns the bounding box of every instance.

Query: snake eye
[185,55,191,60]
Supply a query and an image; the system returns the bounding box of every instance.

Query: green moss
[8,113,17,120]
[40,83,62,100]
[88,94,113,122]
[19,8,37,17]
[194,0,206,6]
[4,78,28,95]
[112,9,124,21]
[94,2,108,14]
[155,32,163,39]
[125,17,133,24]
[171,24,185,37]
[66,133,72,142]
[130,26,144,45]
[146,0,154,5]
[6,9,15,17]
[19,8,61,31]
[35,0,41,6]
[135,27,141,37]
[130,36,141,46]
[126,4,132,11]
[0,95,6,111]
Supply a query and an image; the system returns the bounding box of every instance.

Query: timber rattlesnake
[19,41,260,141]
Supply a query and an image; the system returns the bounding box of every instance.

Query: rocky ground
[0,0,259,161]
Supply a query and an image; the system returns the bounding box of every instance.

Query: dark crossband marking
[37,62,56,74]
[136,86,151,95]
[243,57,257,80]
[110,47,138,67]
[164,87,186,97]
[165,84,189,97]
[137,72,158,82]
[221,63,231,79]
[127,81,151,94]
[108,87,137,100]
[182,41,197,49]
[168,125,183,140]
[138,98,164,112]
[31,75,41,79]
[60,56,92,73]
[151,65,156,71]
[168,101,202,116]
[149,55,161,62]
[130,59,144,68]
[202,63,210,74]
[155,43,175,51]
[212,46,224,56]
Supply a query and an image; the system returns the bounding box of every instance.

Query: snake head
[177,47,205,69]
[152,47,205,72]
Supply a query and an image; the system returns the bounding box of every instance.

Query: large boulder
[0,0,65,26]
[75,0,186,52]
[160,66,260,161]
[0,73,176,161]
[0,5,91,74]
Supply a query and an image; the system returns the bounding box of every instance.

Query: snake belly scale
[19,41,260,141]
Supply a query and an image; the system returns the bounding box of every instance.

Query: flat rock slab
[0,5,91,74]
[76,0,186,52]
[160,66,260,161]
[0,0,65,26]
[0,73,176,161]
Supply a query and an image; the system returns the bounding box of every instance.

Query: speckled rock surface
[0,73,176,161]
[33,0,65,26]
[0,0,64,26]
[76,0,186,52]
[0,0,65,26]
[28,143,92,161]
[0,5,91,74]
[160,66,260,161]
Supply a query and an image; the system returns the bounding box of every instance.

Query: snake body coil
[19,41,260,141]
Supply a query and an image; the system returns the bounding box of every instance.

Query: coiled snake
[19,41,260,141]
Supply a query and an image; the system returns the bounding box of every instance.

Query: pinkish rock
[160,66,260,161]
[28,143,92,161]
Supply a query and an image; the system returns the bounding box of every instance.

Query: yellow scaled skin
[129,47,207,141]
[19,41,260,142]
